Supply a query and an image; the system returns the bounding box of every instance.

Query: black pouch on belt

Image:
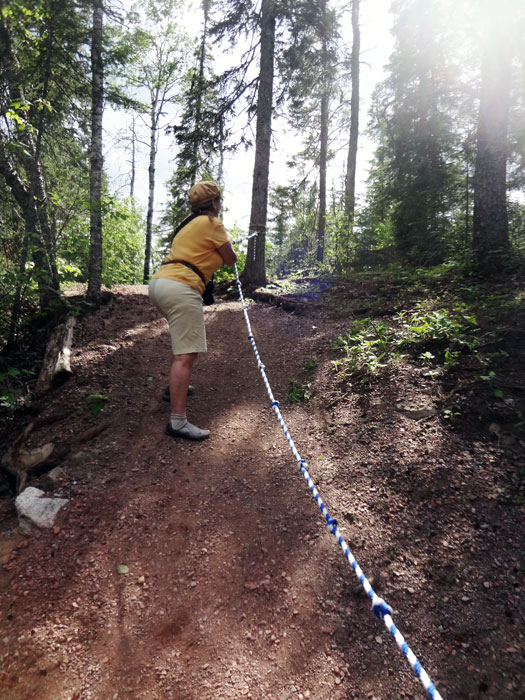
[161,259,214,306]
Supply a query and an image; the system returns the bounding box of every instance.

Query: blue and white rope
[232,253,444,700]
[233,231,259,246]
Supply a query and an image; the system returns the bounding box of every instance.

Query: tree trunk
[316,0,331,264]
[317,90,328,263]
[87,0,104,302]
[143,98,158,283]
[345,0,360,224]
[242,0,275,287]
[472,0,512,264]
[130,115,136,200]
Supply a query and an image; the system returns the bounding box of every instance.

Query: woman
[149,180,237,440]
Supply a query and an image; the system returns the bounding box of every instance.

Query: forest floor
[0,267,524,700]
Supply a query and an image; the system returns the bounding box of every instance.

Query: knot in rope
[325,516,338,534]
[371,594,393,620]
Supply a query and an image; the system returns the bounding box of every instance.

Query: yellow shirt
[152,215,230,294]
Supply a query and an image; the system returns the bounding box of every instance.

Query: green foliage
[86,393,108,416]
[395,303,474,343]
[443,407,460,421]
[332,318,391,382]
[333,300,480,383]
[287,378,313,403]
[213,251,245,283]
[57,195,145,286]
[363,0,472,265]
[0,366,34,412]
[301,356,318,371]
[267,181,319,275]
[102,200,145,285]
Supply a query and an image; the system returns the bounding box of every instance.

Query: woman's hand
[217,241,238,266]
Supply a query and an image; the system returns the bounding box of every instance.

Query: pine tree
[367,0,462,265]
[242,0,276,286]
[163,0,227,231]
[344,0,360,225]
[472,0,518,265]
[277,0,341,266]
[87,0,104,302]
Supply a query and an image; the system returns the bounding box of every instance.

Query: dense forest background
[1,0,524,410]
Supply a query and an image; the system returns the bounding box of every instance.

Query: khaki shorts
[149,278,207,355]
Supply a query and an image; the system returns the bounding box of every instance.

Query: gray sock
[170,412,210,439]
[170,412,187,429]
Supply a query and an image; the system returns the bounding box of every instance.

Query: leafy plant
[332,297,483,384]
[332,318,392,382]
[301,355,318,371]
[444,348,460,368]
[0,366,33,412]
[443,407,460,420]
[287,378,313,403]
[395,304,472,344]
[420,351,435,365]
[485,350,509,368]
[86,393,108,416]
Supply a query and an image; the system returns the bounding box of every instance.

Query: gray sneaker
[164,421,209,441]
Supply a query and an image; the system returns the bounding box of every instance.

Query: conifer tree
[278,0,341,265]
[242,0,275,285]
[344,0,360,226]
[366,0,462,264]
[163,0,227,231]
[472,0,518,265]
[87,0,105,302]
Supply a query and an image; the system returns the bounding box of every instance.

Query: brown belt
[161,259,206,285]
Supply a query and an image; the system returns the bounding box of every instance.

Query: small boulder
[15,487,69,532]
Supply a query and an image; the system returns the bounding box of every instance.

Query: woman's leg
[169,353,197,413]
[166,352,209,440]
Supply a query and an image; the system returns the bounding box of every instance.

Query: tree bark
[130,116,136,200]
[472,0,512,264]
[87,0,104,302]
[143,97,158,283]
[242,0,275,287]
[345,0,360,224]
[35,316,76,396]
[316,0,331,264]
[317,90,328,262]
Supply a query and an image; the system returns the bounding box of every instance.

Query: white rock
[15,487,68,531]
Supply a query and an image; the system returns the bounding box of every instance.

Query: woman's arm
[217,241,238,266]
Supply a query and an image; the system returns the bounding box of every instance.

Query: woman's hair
[191,197,220,219]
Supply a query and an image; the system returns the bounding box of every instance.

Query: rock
[68,450,94,467]
[2,442,54,471]
[47,467,65,482]
[395,404,437,420]
[15,487,69,532]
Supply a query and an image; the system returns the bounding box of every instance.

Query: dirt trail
[0,286,523,700]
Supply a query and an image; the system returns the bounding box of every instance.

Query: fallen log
[1,422,69,492]
[35,315,76,397]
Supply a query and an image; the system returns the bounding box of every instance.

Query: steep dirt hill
[0,283,523,700]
